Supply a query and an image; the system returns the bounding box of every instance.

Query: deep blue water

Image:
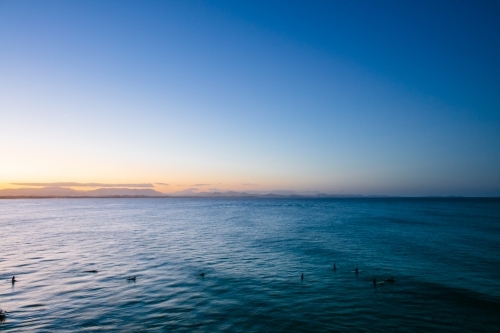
[0,198,499,332]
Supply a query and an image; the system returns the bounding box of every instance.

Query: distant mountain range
[0,187,164,197]
[0,186,358,198]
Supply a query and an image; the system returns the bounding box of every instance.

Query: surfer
[199,273,205,277]
[373,278,376,286]
[301,273,304,280]
[85,270,98,273]
[333,263,336,271]
[11,276,16,284]
[355,267,358,274]
[126,276,136,281]
[385,278,395,283]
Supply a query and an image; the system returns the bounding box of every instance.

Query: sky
[1,0,499,196]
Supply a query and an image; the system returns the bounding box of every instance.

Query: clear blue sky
[1,0,499,196]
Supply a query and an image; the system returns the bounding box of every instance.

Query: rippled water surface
[1,198,499,332]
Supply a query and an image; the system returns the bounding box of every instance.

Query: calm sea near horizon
[0,198,499,332]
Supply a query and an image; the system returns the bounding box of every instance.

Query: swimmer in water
[199,273,205,277]
[126,276,136,281]
[301,273,304,280]
[373,278,376,286]
[11,276,16,284]
[333,263,336,271]
[355,267,358,274]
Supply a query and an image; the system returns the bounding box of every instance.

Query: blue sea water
[0,198,499,332]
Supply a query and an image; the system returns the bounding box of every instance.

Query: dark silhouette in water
[11,276,16,284]
[0,309,6,322]
[126,276,136,281]
[84,270,98,273]
[355,267,358,275]
[373,278,377,286]
[385,278,395,283]
[199,273,205,277]
[301,273,304,280]
[333,263,336,271]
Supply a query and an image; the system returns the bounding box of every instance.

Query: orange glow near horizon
[0,181,286,194]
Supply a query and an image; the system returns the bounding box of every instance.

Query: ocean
[0,198,499,332]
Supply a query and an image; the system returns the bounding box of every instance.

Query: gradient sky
[1,0,499,196]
